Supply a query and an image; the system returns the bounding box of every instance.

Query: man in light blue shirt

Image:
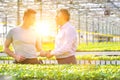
[47,9,77,64]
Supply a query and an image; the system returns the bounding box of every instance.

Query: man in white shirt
[4,9,45,64]
[47,9,77,64]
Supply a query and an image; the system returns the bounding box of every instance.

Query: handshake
[38,50,54,58]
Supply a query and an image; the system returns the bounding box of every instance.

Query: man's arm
[4,39,16,58]
[36,37,46,57]
[4,39,25,62]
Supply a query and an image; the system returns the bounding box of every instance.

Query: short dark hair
[59,9,70,21]
[24,9,36,18]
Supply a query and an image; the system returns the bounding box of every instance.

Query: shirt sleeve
[6,29,13,41]
[51,27,77,56]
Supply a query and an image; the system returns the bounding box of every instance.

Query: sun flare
[35,21,51,36]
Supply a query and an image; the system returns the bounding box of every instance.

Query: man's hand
[46,52,54,58]
[38,51,47,57]
[15,54,26,62]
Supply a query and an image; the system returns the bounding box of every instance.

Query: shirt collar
[60,21,70,30]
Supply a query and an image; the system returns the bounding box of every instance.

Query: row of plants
[0,42,120,52]
[0,55,120,61]
[42,42,120,51]
[0,64,120,80]
[76,42,120,51]
[39,55,120,61]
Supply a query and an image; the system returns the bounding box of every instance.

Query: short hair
[23,9,36,18]
[59,9,70,21]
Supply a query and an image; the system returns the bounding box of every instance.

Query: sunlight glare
[35,21,51,36]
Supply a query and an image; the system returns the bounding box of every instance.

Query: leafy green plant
[0,55,120,61]
[0,64,120,80]
[0,42,120,52]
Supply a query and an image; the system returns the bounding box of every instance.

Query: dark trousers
[13,58,43,64]
[56,55,77,64]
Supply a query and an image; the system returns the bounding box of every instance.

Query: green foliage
[76,55,120,60]
[0,42,120,52]
[43,42,120,51]
[0,56,13,60]
[77,42,120,51]
[42,42,54,51]
[0,64,120,80]
[0,55,120,61]
[0,46,3,52]
[0,44,13,52]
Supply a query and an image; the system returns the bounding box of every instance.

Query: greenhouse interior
[0,0,120,80]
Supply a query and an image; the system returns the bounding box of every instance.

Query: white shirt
[51,22,77,58]
[6,27,41,58]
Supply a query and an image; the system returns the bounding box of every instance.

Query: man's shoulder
[8,26,20,34]
[67,24,75,30]
[65,22,74,28]
[65,23,76,34]
[10,26,20,31]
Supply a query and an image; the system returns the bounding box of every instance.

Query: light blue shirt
[51,22,77,58]
[6,27,41,58]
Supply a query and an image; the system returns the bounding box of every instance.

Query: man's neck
[21,23,30,29]
[60,21,68,27]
